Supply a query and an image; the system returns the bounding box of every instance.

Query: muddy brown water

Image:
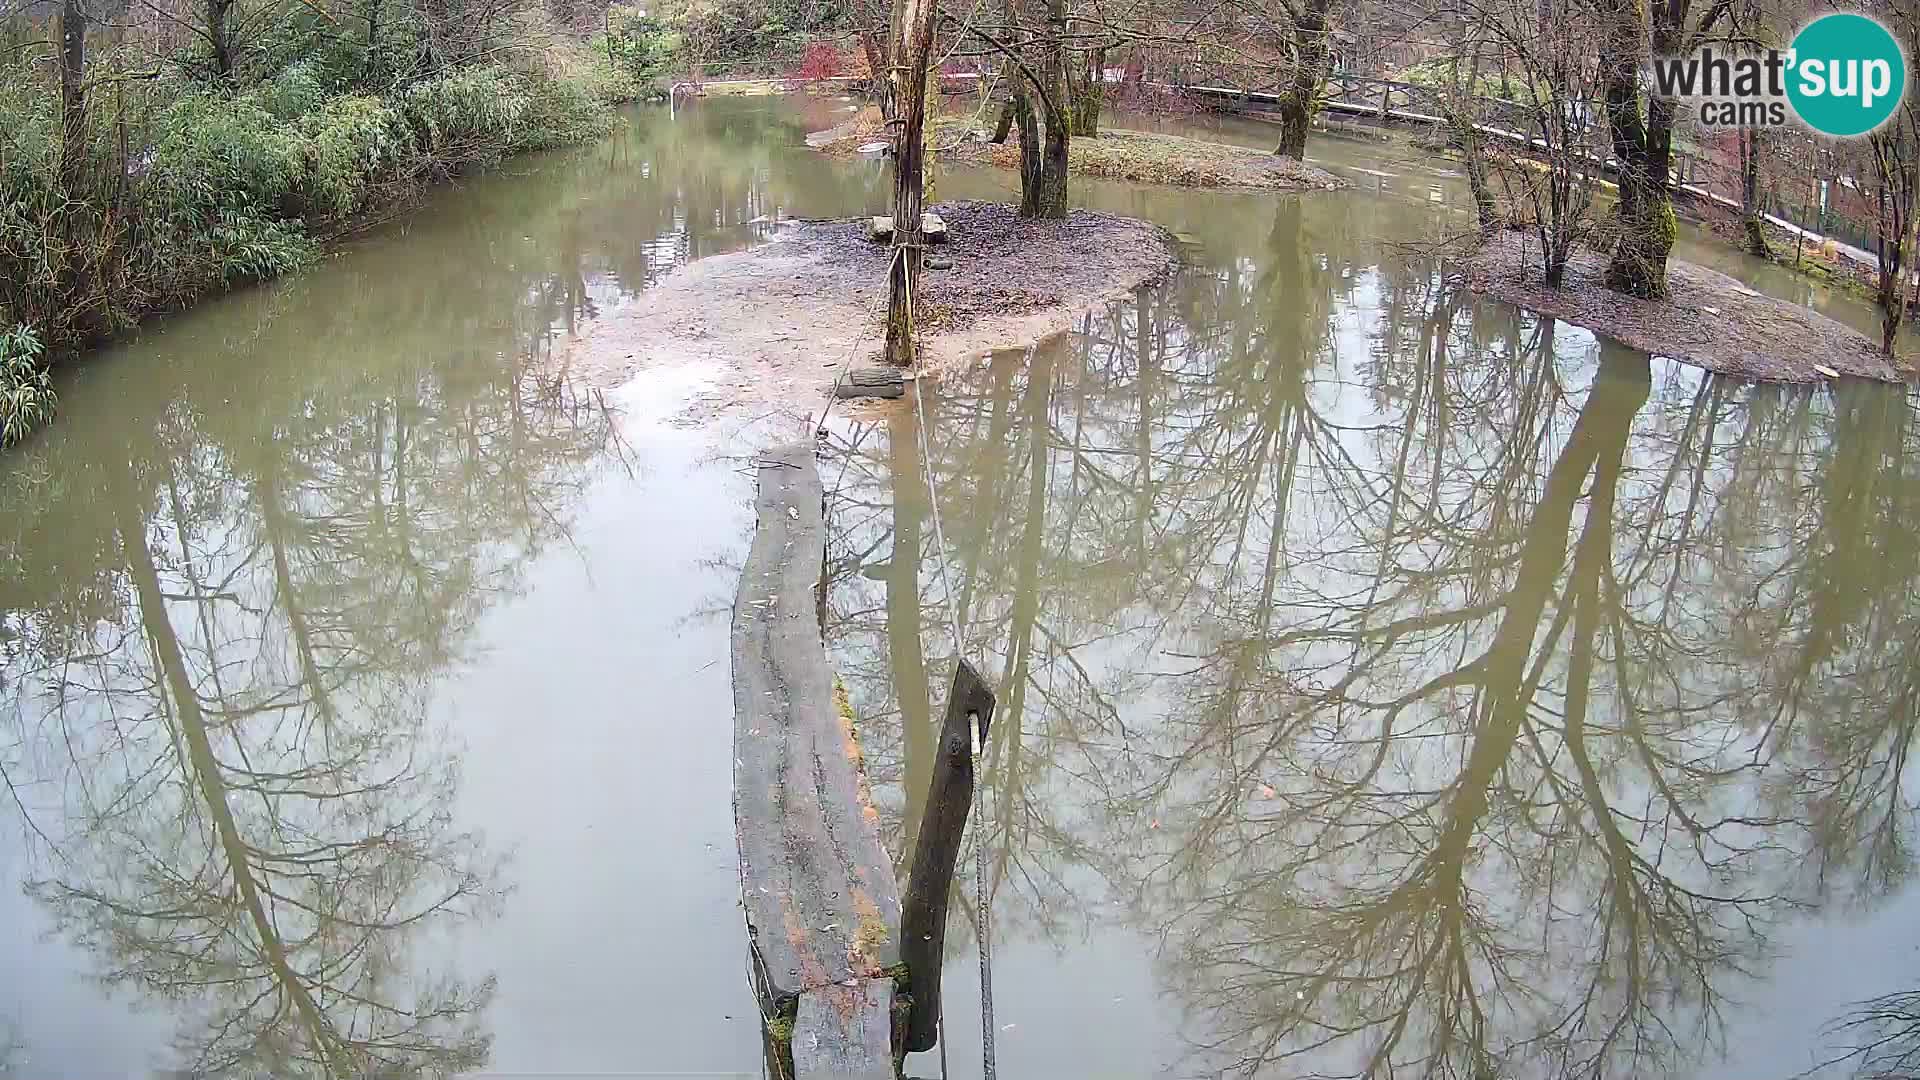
[1,95,1915,1078]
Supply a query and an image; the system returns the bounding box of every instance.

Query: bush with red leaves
[794,40,845,83]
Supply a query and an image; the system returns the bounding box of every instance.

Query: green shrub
[254,62,330,120]
[582,49,644,104]
[152,94,305,216]
[0,16,625,394]
[0,325,54,448]
[297,94,409,215]
[0,75,55,179]
[599,6,684,90]
[516,72,619,149]
[252,6,374,92]
[401,67,529,165]
[402,67,614,169]
[204,211,319,283]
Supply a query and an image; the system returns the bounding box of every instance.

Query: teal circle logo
[1787,13,1907,137]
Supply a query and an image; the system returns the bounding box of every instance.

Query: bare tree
[1426,4,1501,236]
[1462,0,1607,284]
[1738,126,1771,257]
[882,0,938,364]
[1817,991,1920,1079]
[57,0,85,200]
[1269,0,1337,160]
[1862,4,1918,355]
[1594,0,1753,298]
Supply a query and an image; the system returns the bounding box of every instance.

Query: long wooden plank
[792,980,896,1080]
[732,443,903,1020]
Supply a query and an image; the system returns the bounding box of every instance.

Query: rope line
[822,229,992,1078]
[901,255,995,1080]
[937,1007,950,1080]
[972,710,996,1080]
[903,264,965,658]
[812,265,892,437]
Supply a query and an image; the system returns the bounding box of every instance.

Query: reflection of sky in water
[0,353,764,1075]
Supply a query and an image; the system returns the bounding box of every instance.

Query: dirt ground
[1460,231,1914,383]
[811,113,1343,192]
[555,200,1177,422]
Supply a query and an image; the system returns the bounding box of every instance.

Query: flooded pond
[3,95,1917,1078]
[829,159,1920,1078]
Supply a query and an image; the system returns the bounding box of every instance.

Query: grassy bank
[949,125,1344,190]
[0,4,686,447]
[810,109,1343,191]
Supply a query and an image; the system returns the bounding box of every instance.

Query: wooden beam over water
[732,442,902,1080]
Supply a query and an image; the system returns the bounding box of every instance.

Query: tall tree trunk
[1069,46,1104,137]
[1021,0,1071,220]
[882,0,938,365]
[1275,0,1332,160]
[1599,0,1675,299]
[208,0,234,77]
[990,96,1016,143]
[1014,87,1043,215]
[1869,126,1915,357]
[57,0,91,333]
[58,0,85,200]
[1035,113,1069,219]
[1454,42,1498,237]
[860,27,894,120]
[1740,128,1770,258]
[1459,124,1498,237]
[364,0,382,79]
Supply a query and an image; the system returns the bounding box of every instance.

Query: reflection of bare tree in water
[1,347,615,1076]
[827,194,1377,941]
[1155,344,1720,1079]
[825,203,1920,1079]
[1138,332,1920,1078]
[1814,990,1920,1079]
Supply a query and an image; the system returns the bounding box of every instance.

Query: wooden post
[898,659,996,1053]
